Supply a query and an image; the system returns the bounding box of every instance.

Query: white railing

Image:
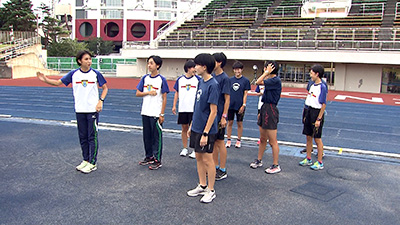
[214,7,259,20]
[396,2,400,18]
[266,6,302,18]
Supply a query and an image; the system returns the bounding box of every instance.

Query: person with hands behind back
[37,50,108,174]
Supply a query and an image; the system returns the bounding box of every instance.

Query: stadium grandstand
[120,0,400,94]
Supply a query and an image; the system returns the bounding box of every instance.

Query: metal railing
[0,36,41,61]
[213,7,259,20]
[266,6,302,18]
[350,3,385,17]
[47,57,137,72]
[158,39,400,51]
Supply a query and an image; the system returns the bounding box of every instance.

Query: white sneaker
[187,184,208,197]
[80,163,97,174]
[76,161,88,171]
[180,148,188,157]
[188,151,196,159]
[200,189,216,203]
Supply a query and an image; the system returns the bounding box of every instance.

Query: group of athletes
[36,50,328,204]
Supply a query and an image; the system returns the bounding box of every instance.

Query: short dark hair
[212,52,227,68]
[311,64,325,78]
[232,61,244,69]
[76,50,93,66]
[184,60,196,73]
[194,53,215,74]
[147,55,163,69]
[264,60,279,75]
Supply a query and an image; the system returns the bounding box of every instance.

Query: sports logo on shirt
[232,83,240,91]
[144,84,159,91]
[76,80,95,87]
[196,89,202,101]
[181,84,197,91]
[309,92,317,98]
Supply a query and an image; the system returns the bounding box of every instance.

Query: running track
[1,76,400,154]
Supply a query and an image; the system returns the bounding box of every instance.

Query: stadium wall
[119,48,399,93]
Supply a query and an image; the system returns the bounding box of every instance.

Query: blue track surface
[1,86,399,153]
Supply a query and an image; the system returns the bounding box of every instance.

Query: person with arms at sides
[136,55,169,170]
[187,53,220,203]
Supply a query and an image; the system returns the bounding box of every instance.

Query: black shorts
[257,103,279,130]
[227,109,245,122]
[216,126,226,140]
[189,131,217,153]
[302,107,324,138]
[177,112,193,125]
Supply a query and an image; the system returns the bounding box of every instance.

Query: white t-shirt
[136,74,170,117]
[61,68,107,113]
[173,75,200,112]
[305,82,327,109]
[255,85,265,110]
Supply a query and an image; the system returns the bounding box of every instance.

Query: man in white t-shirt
[136,55,170,170]
[172,60,200,158]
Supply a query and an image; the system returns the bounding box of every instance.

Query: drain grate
[291,182,345,202]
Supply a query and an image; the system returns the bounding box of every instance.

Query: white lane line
[0,114,12,118]
[2,117,400,159]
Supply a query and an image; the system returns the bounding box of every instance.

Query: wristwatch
[202,132,208,137]
[99,97,105,102]
[222,114,227,119]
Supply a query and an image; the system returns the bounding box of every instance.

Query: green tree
[84,37,115,55]
[1,0,36,31]
[38,3,70,49]
[47,39,88,57]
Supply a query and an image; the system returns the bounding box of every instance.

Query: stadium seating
[158,0,396,46]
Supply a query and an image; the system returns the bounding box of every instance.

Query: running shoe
[215,168,227,180]
[250,159,263,169]
[188,151,196,159]
[80,163,97,174]
[149,160,162,170]
[180,148,188,157]
[225,139,231,148]
[299,158,313,166]
[138,157,154,165]
[265,165,281,174]
[76,160,88,171]
[187,184,208,197]
[310,161,324,170]
[235,140,241,148]
[200,189,216,203]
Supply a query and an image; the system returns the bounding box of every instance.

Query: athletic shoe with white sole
[180,148,188,157]
[235,140,241,148]
[80,163,97,174]
[76,161,88,171]
[310,161,324,170]
[250,159,263,169]
[299,158,313,166]
[187,184,208,197]
[188,151,196,159]
[225,139,231,148]
[200,189,216,203]
[265,164,281,174]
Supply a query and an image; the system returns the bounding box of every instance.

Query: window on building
[155,10,171,20]
[104,22,119,37]
[101,9,123,19]
[76,0,84,7]
[79,22,93,37]
[101,0,123,7]
[154,0,176,8]
[131,23,146,38]
[76,9,87,19]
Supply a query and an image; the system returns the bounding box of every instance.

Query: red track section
[1,76,399,106]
